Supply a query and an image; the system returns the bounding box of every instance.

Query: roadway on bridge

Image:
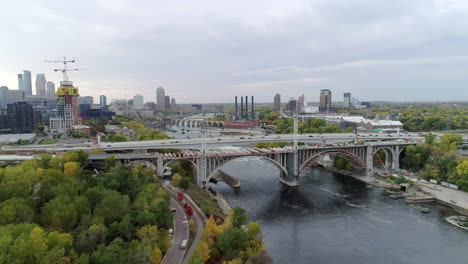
[1,132,429,152]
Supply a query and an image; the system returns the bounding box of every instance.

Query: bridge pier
[366,145,374,176]
[156,157,164,177]
[281,152,299,187]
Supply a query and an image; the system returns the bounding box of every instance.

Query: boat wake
[345,201,366,208]
[446,216,468,231]
[318,186,349,198]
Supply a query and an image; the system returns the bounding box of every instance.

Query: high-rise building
[49,80,81,133]
[274,93,281,112]
[156,87,165,110]
[79,96,94,105]
[319,89,332,112]
[133,94,144,110]
[17,74,23,91]
[0,86,8,109]
[46,82,56,98]
[21,70,32,96]
[7,102,35,133]
[35,73,47,96]
[6,90,25,105]
[164,95,170,110]
[170,98,176,110]
[344,92,351,108]
[100,95,107,107]
[286,98,297,113]
[298,94,305,112]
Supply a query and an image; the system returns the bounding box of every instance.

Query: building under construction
[49,58,82,133]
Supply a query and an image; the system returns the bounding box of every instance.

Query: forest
[0,151,173,264]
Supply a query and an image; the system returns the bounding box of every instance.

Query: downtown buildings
[319,89,332,112]
[35,74,47,97]
[47,82,56,98]
[344,92,352,108]
[274,93,281,112]
[156,87,165,111]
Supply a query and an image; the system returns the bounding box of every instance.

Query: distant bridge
[171,119,224,128]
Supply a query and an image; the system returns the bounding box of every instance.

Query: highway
[0,132,430,152]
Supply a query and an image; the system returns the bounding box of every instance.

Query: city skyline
[1,1,468,103]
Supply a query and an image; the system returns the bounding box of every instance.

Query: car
[106,145,111,147]
[309,135,313,137]
[217,138,222,140]
[248,137,252,139]
[168,228,173,234]
[171,208,176,212]
[261,136,264,138]
[180,240,188,249]
[240,137,245,139]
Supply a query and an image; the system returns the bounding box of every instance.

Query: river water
[209,157,468,264]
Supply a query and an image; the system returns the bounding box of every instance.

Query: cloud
[0,0,467,102]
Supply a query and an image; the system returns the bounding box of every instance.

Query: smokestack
[251,96,254,120]
[241,96,244,119]
[245,96,248,120]
[235,96,238,120]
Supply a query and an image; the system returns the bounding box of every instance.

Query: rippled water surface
[209,157,468,264]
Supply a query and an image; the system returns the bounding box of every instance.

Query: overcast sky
[1,0,468,103]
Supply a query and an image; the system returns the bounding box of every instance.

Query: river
[208,157,468,264]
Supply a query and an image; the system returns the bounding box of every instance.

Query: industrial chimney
[245,96,248,120]
[251,96,254,120]
[235,96,238,120]
[240,96,244,119]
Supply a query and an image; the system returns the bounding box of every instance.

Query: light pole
[200,122,207,188]
[293,115,298,177]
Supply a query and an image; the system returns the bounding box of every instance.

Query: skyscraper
[164,95,170,110]
[100,95,107,107]
[286,98,297,112]
[0,86,8,109]
[133,94,144,110]
[170,98,176,110]
[344,92,351,108]
[46,82,56,98]
[22,70,32,96]
[319,89,332,112]
[274,93,281,112]
[17,74,23,91]
[298,94,305,112]
[35,74,47,96]
[156,87,165,111]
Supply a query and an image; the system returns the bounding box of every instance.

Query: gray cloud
[1,0,467,103]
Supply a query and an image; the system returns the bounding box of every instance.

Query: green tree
[188,252,205,264]
[424,133,436,145]
[232,207,247,228]
[439,133,463,152]
[179,177,191,190]
[171,173,182,187]
[217,227,249,259]
[0,198,35,225]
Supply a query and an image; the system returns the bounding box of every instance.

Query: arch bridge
[88,142,413,187]
[172,119,224,128]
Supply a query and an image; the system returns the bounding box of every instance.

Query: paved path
[419,183,468,210]
[162,197,188,264]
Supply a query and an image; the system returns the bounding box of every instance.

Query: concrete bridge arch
[299,149,367,171]
[205,155,289,184]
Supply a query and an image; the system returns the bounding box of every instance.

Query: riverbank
[350,172,468,216]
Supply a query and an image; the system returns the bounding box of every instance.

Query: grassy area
[39,139,58,145]
[185,183,224,217]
